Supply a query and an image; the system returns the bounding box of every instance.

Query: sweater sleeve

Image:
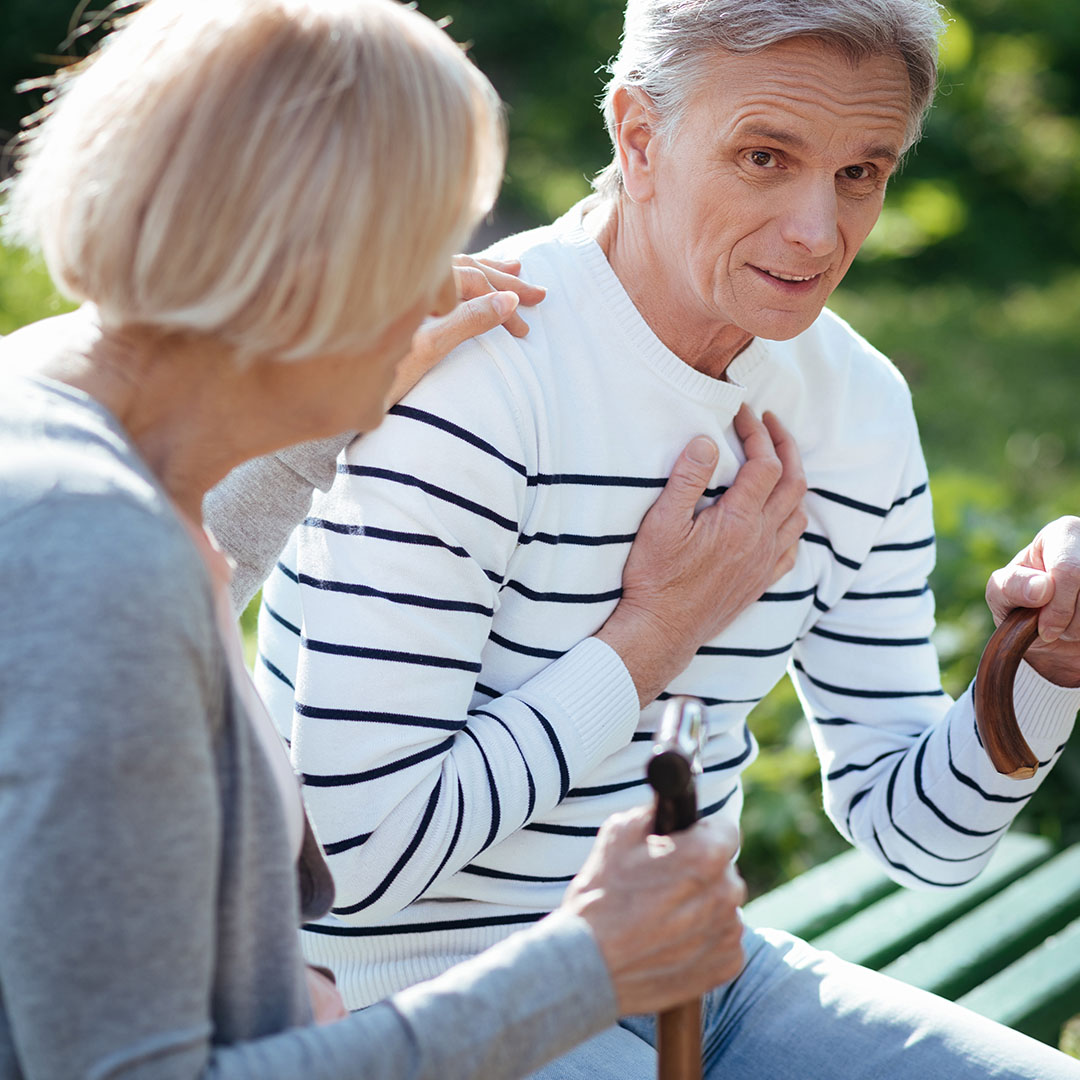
[203,432,355,614]
[213,912,618,1080]
[791,428,1080,889]
[257,340,640,923]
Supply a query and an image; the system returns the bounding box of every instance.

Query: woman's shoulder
[0,373,213,636]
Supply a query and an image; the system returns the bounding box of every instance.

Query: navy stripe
[473,682,499,699]
[294,703,464,732]
[460,864,576,883]
[472,709,537,819]
[523,702,570,802]
[845,787,872,836]
[760,586,818,602]
[813,715,854,727]
[703,725,754,773]
[657,691,763,707]
[258,652,294,691]
[297,570,493,616]
[302,911,547,937]
[884,760,1002,864]
[501,578,623,604]
[524,821,599,837]
[489,631,566,661]
[793,659,946,700]
[519,529,637,547]
[871,535,934,553]
[699,785,740,818]
[826,747,905,781]
[801,532,861,571]
[417,777,468,898]
[338,465,519,532]
[302,736,455,787]
[810,487,888,517]
[871,826,980,889]
[529,473,666,489]
[913,738,1008,837]
[303,516,364,537]
[568,777,647,798]
[353,525,471,559]
[946,722,1030,804]
[332,779,443,915]
[891,482,929,508]
[301,636,481,673]
[275,560,299,583]
[462,728,501,853]
[809,626,930,648]
[388,404,527,475]
[323,831,373,856]
[263,601,300,637]
[807,483,928,518]
[696,641,792,658]
[843,585,929,601]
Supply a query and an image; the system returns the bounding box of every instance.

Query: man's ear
[612,87,660,202]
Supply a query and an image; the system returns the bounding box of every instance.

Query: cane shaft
[649,698,706,1080]
[657,1002,703,1080]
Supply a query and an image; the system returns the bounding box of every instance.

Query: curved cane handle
[973,606,1041,779]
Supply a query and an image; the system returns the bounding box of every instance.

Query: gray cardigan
[0,375,615,1079]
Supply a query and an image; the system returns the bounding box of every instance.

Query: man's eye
[749,150,777,168]
[842,165,870,180]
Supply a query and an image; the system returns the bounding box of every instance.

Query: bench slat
[808,833,1053,971]
[957,914,1080,1045]
[879,843,1080,1000]
[742,847,895,940]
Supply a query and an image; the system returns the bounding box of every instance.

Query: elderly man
[214,0,1080,1076]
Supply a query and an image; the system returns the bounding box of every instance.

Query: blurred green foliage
[1,0,1077,899]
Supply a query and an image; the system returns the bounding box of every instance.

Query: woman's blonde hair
[3,0,506,360]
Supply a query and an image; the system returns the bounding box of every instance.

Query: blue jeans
[527,927,1080,1079]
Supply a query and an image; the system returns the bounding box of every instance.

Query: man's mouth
[758,268,822,283]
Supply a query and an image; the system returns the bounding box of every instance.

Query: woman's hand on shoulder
[387,255,546,405]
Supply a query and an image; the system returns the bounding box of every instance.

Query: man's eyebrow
[740,126,901,166]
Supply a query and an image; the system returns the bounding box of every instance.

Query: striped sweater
[256,201,1080,1009]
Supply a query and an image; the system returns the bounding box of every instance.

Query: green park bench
[741,831,1080,1050]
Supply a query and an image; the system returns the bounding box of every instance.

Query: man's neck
[582,197,754,380]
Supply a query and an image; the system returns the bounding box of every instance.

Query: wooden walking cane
[647,696,707,1080]
[974,605,1042,779]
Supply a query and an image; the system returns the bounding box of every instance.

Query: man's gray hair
[594,0,946,199]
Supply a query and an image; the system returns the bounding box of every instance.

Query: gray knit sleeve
[206,913,619,1080]
[202,432,354,613]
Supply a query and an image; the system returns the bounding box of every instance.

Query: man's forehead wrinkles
[723,100,908,159]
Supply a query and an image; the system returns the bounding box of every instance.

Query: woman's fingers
[452,253,546,337]
[386,292,520,406]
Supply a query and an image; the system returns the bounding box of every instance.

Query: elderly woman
[0,1,752,1077]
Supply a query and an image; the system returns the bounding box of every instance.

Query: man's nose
[779,177,839,257]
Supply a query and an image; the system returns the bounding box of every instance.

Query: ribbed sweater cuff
[518,637,640,774]
[1013,661,1080,758]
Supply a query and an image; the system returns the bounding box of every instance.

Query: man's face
[636,37,911,343]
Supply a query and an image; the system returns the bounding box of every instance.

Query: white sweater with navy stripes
[256,201,1080,1010]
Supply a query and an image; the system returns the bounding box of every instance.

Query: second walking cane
[647,696,707,1080]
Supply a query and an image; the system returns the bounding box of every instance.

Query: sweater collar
[552,200,770,417]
